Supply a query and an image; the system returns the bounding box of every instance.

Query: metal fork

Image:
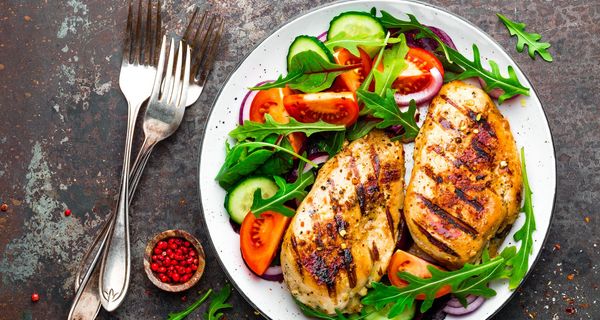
[97,0,162,311]
[127,8,224,196]
[68,1,162,317]
[100,38,191,313]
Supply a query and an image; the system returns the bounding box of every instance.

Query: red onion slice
[239,80,272,125]
[394,67,443,106]
[259,265,284,282]
[317,31,328,41]
[477,78,504,100]
[443,295,485,316]
[446,294,478,308]
[303,152,330,173]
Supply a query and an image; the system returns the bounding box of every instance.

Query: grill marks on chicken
[281,131,404,314]
[405,81,522,269]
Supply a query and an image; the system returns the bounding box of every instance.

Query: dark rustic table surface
[0,0,598,319]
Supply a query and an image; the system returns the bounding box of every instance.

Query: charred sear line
[471,139,492,162]
[290,236,304,276]
[385,207,395,236]
[370,241,380,262]
[454,188,484,212]
[424,165,443,184]
[380,163,402,184]
[414,221,460,257]
[334,214,349,234]
[418,195,479,237]
[341,248,357,288]
[369,145,380,181]
[355,184,366,215]
[349,155,367,215]
[476,115,496,138]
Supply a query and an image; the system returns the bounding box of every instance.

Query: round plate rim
[197,0,557,318]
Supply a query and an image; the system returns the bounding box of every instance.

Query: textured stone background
[0,0,598,319]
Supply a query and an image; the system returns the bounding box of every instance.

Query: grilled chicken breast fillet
[281,130,404,314]
[405,81,522,269]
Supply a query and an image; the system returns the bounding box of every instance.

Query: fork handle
[75,138,156,290]
[98,100,142,311]
[129,136,157,195]
[70,136,157,319]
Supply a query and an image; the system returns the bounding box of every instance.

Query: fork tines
[123,0,162,66]
[182,7,224,85]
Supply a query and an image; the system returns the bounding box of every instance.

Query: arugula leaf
[295,299,374,320]
[452,247,515,306]
[166,290,212,320]
[346,119,379,141]
[204,284,232,320]
[230,114,345,141]
[359,32,390,93]
[316,131,346,157]
[506,148,536,289]
[377,11,453,63]
[445,44,530,104]
[373,34,409,96]
[249,51,360,93]
[251,168,315,217]
[324,32,402,57]
[374,9,530,103]
[215,146,274,189]
[295,300,338,320]
[497,14,553,62]
[215,141,316,189]
[255,136,295,176]
[357,89,419,141]
[362,252,508,316]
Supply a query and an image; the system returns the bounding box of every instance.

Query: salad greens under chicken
[215,8,537,320]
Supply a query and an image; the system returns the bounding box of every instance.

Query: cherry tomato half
[249,87,293,123]
[332,48,372,92]
[388,250,451,300]
[240,211,290,276]
[375,47,444,96]
[249,87,306,153]
[283,91,359,126]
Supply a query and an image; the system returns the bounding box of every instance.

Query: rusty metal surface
[0,0,598,319]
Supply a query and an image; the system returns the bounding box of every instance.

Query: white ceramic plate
[199,1,556,319]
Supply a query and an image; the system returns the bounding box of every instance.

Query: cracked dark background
[0,0,598,319]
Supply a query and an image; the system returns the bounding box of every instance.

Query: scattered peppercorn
[181,295,187,302]
[31,293,39,302]
[565,306,576,315]
[151,237,198,284]
[0,203,8,212]
[64,209,71,216]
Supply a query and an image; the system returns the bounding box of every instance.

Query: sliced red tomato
[249,87,306,153]
[388,250,451,300]
[375,47,444,95]
[332,48,372,92]
[240,211,290,276]
[283,92,359,126]
[249,87,293,123]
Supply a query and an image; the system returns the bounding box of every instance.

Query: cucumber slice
[287,35,334,70]
[364,303,416,320]
[327,11,386,56]
[225,176,279,224]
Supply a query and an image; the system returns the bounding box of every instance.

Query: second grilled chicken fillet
[281,130,404,314]
[405,81,522,269]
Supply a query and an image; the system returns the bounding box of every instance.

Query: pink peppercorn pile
[150,237,199,284]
